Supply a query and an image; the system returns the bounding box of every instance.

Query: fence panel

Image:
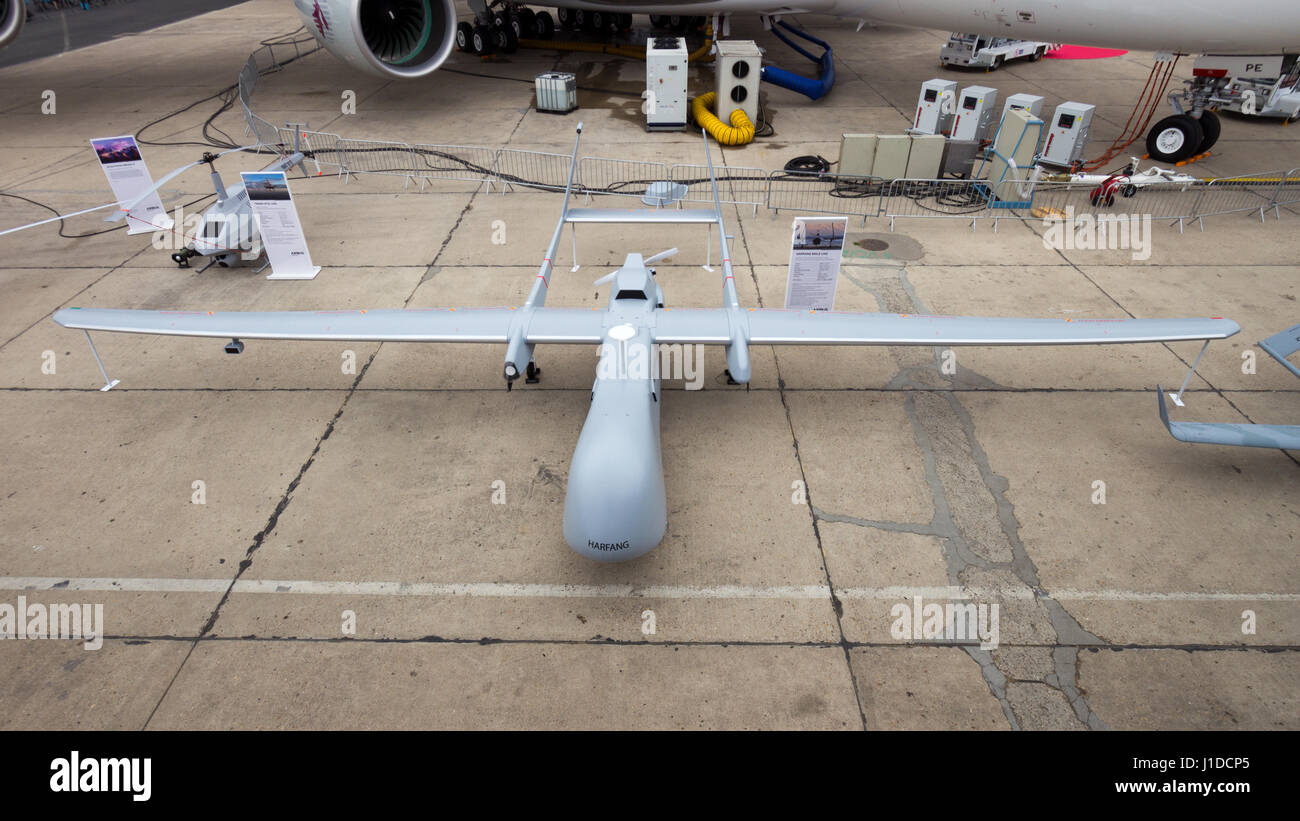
[336,139,418,185]
[766,171,884,223]
[1193,171,1286,222]
[670,163,767,212]
[275,128,343,174]
[577,157,670,200]
[1269,166,1300,214]
[880,178,990,228]
[408,144,499,189]
[491,148,576,192]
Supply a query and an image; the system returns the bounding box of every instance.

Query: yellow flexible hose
[691,91,755,146]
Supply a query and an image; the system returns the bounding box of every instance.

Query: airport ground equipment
[1159,322,1300,449]
[838,134,878,178]
[646,36,689,131]
[1038,157,1200,206]
[952,86,999,142]
[1219,60,1300,120]
[1040,102,1096,168]
[692,91,755,144]
[905,135,946,179]
[1003,93,1045,122]
[715,40,762,125]
[758,19,835,101]
[1148,54,1294,161]
[939,33,1053,69]
[53,124,1241,563]
[977,107,1045,204]
[534,72,577,114]
[911,79,957,135]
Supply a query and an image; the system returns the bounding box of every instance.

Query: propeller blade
[0,200,123,237]
[593,271,618,287]
[105,159,204,222]
[106,144,258,222]
[643,247,678,266]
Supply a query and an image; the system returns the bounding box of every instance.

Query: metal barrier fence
[765,171,885,224]
[491,148,574,192]
[881,178,992,230]
[670,163,767,213]
[337,138,418,186]
[578,156,670,200]
[412,144,498,190]
[1272,167,1300,214]
[232,40,1300,234]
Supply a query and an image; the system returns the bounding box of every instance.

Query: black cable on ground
[783,155,831,173]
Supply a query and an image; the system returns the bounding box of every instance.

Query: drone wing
[653,309,1239,346]
[52,306,606,344]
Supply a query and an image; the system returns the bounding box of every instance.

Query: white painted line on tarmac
[0,577,1296,602]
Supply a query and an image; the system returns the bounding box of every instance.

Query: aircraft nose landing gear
[171,248,197,268]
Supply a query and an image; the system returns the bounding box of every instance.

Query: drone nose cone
[562,434,666,562]
[561,382,666,562]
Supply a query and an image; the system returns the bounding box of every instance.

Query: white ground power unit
[714,40,762,126]
[1040,101,1096,167]
[646,36,689,131]
[911,79,957,135]
[952,85,999,142]
[1002,93,1044,122]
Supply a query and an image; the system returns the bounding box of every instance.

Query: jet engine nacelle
[294,0,458,79]
[0,0,24,51]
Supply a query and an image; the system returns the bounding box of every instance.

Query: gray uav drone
[54,127,1241,562]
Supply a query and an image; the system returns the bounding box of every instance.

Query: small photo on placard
[244,172,292,201]
[90,136,143,164]
[793,218,845,251]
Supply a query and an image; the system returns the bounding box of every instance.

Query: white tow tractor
[1218,58,1300,121]
[940,34,1055,70]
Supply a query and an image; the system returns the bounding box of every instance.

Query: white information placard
[90,135,169,235]
[241,171,320,280]
[784,217,847,312]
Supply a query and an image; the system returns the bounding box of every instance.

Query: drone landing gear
[723,369,750,391]
[526,361,541,384]
[172,248,197,269]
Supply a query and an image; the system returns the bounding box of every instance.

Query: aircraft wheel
[1031,46,1044,61]
[557,7,576,30]
[1146,114,1204,162]
[455,21,473,52]
[1195,109,1222,154]
[649,14,666,28]
[533,10,554,39]
[514,8,535,38]
[1122,183,1138,198]
[496,25,518,54]
[617,13,633,31]
[471,25,494,55]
